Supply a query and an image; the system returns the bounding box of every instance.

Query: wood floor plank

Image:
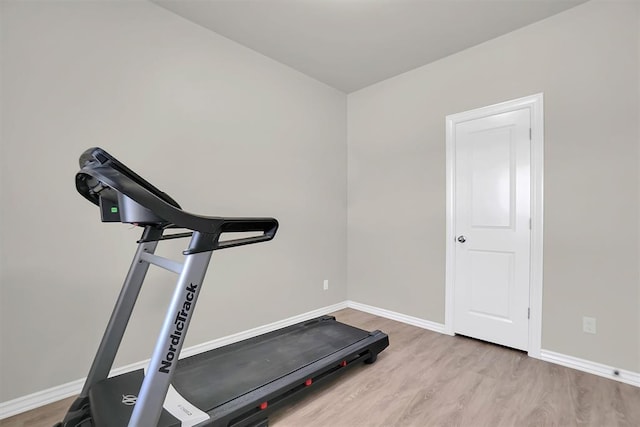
[0,396,75,427]
[2,309,639,427]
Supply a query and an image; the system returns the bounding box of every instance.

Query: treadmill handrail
[75,148,278,249]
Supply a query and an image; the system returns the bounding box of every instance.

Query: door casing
[445,93,544,358]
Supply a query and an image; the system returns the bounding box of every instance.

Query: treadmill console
[76,147,181,225]
[74,147,279,253]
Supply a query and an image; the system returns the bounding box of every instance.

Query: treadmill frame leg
[128,231,214,427]
[79,226,162,398]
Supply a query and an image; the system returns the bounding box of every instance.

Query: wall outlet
[583,316,597,334]
[323,279,329,291]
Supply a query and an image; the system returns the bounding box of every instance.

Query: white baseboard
[345,301,640,389]
[346,300,446,334]
[0,379,84,421]
[539,349,640,388]
[0,301,348,420]
[4,301,638,419]
[180,301,348,359]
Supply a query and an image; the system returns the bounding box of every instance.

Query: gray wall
[0,1,347,401]
[348,0,640,371]
[2,0,640,407]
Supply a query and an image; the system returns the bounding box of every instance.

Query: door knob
[457,235,466,243]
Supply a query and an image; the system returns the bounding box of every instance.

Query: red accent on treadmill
[305,379,313,386]
[259,402,268,410]
[340,360,347,367]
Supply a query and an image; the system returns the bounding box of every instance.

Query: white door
[453,108,531,351]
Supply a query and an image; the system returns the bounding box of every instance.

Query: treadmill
[57,148,389,427]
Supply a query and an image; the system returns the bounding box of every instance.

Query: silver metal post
[128,232,214,427]
[80,227,161,397]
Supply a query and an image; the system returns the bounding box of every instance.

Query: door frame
[444,93,544,358]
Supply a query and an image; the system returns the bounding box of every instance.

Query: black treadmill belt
[172,319,369,410]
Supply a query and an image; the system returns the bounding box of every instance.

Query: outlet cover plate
[583,316,597,334]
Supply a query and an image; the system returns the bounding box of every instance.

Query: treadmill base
[86,316,388,427]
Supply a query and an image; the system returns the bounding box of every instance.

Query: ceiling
[154,0,588,93]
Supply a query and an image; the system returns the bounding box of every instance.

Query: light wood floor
[2,308,639,426]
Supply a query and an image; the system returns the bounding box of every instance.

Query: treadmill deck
[89,316,389,427]
[173,316,371,410]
